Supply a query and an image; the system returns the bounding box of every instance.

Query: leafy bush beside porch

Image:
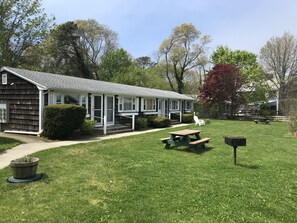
[42,104,86,139]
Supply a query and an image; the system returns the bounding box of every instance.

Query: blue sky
[43,0,297,59]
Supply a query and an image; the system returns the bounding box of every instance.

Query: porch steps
[107,124,132,134]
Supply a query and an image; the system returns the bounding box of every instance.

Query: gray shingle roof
[2,67,194,100]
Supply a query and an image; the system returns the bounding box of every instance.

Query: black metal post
[233,146,237,165]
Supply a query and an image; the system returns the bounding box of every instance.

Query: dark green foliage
[98,48,132,81]
[80,118,96,135]
[259,103,274,116]
[182,114,193,123]
[42,104,86,139]
[147,116,170,128]
[0,0,54,68]
[135,117,148,130]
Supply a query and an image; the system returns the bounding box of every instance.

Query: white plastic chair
[194,115,205,126]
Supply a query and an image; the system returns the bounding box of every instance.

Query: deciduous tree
[75,19,118,78]
[211,46,269,104]
[260,32,297,114]
[98,48,132,81]
[199,64,246,117]
[0,0,54,67]
[159,23,211,93]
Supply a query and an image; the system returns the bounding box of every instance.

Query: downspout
[38,89,45,134]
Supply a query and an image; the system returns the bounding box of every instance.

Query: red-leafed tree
[198,64,246,117]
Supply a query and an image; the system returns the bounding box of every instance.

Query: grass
[0,120,297,222]
[0,137,21,153]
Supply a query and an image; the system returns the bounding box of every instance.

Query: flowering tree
[198,64,246,117]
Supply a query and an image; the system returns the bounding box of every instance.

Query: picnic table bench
[254,117,270,124]
[189,137,211,150]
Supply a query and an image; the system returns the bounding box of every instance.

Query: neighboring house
[0,67,194,135]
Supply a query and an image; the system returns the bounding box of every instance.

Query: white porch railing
[117,114,135,130]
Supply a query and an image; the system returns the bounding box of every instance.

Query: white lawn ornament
[194,115,205,126]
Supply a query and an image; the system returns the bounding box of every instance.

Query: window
[81,95,87,108]
[185,101,192,110]
[64,94,79,105]
[143,98,156,111]
[170,100,179,110]
[2,73,7,85]
[56,94,62,104]
[118,97,136,111]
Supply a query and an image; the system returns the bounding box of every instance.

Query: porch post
[132,114,135,130]
[180,111,182,123]
[103,114,107,135]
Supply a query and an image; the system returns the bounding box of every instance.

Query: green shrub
[43,104,86,139]
[288,119,297,133]
[135,117,148,130]
[182,114,193,123]
[147,116,170,128]
[259,104,273,117]
[80,118,96,135]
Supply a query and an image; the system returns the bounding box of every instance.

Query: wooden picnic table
[160,129,210,153]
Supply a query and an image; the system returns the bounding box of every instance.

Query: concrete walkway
[0,124,190,169]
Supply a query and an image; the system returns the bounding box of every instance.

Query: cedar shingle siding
[0,71,39,132]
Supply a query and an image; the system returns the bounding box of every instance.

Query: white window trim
[53,92,89,114]
[54,92,64,104]
[185,101,192,110]
[170,100,180,110]
[118,97,137,112]
[142,98,156,111]
[2,73,7,85]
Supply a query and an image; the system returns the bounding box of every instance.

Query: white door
[91,95,102,127]
[158,99,166,117]
[105,95,114,125]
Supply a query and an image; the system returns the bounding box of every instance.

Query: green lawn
[0,120,296,222]
[0,137,20,153]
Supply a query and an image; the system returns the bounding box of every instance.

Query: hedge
[135,117,148,130]
[43,104,86,139]
[147,116,170,128]
[182,114,194,123]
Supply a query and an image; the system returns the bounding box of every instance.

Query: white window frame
[80,95,88,108]
[170,100,180,110]
[142,98,156,111]
[53,92,89,114]
[118,97,136,112]
[55,93,63,104]
[2,73,7,85]
[185,101,192,110]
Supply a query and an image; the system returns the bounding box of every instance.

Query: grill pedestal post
[224,136,246,165]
